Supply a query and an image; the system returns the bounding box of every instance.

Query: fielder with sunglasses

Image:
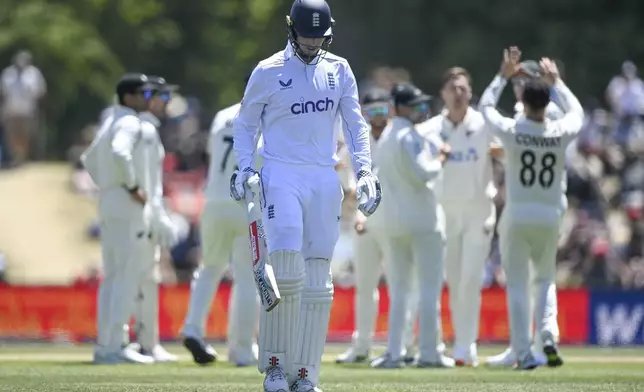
[336,89,419,366]
[82,73,162,364]
[374,82,454,368]
[126,76,180,363]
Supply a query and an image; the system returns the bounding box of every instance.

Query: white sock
[292,258,333,386]
[258,250,305,374]
[183,265,227,338]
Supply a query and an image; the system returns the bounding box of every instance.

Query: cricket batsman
[479,47,582,369]
[82,73,163,364]
[231,1,380,390]
[486,59,566,368]
[416,67,500,366]
[182,74,261,367]
[127,76,180,363]
[375,82,453,368]
[336,89,418,365]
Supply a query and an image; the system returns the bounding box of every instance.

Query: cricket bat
[245,176,281,312]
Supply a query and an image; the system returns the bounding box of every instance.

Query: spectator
[605,61,644,146]
[0,50,46,166]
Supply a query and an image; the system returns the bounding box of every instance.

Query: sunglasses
[365,106,389,118]
[143,90,171,102]
[414,102,430,113]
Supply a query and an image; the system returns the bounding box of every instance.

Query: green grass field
[1,344,643,391]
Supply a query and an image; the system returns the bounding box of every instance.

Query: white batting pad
[292,258,334,386]
[258,250,305,373]
[183,265,226,338]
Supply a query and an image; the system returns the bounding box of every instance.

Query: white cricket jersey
[81,106,143,191]
[479,76,584,226]
[205,102,264,202]
[139,112,167,214]
[377,117,445,236]
[233,43,371,176]
[417,107,497,204]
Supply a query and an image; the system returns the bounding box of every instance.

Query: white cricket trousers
[385,230,445,362]
[498,217,559,362]
[183,198,258,353]
[443,201,494,354]
[97,216,152,354]
[257,161,342,386]
[352,228,418,354]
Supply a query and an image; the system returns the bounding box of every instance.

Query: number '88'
[519,150,556,189]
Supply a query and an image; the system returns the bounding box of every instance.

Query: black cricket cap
[391,82,432,106]
[116,73,153,97]
[147,76,179,93]
[362,88,391,105]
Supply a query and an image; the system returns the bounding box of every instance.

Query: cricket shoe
[264,366,289,392]
[514,353,539,371]
[228,344,259,367]
[98,346,155,364]
[416,355,456,368]
[370,352,405,369]
[92,347,106,364]
[335,346,370,364]
[541,331,564,367]
[485,347,516,367]
[131,343,178,363]
[183,335,217,365]
[290,378,322,392]
[453,344,479,367]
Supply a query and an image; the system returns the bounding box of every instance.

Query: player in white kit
[417,67,500,367]
[182,75,261,367]
[230,1,380,391]
[479,48,583,370]
[335,90,418,365]
[375,83,453,368]
[83,74,168,364]
[128,76,179,363]
[486,59,565,368]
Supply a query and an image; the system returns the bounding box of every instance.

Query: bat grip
[244,175,261,204]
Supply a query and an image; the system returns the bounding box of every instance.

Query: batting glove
[356,170,382,217]
[230,167,259,202]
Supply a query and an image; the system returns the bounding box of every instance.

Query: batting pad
[292,258,334,386]
[258,250,305,373]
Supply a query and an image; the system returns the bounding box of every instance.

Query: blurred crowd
[2,49,644,290]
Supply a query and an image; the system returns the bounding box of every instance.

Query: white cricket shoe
[370,352,405,369]
[98,347,155,364]
[514,352,538,371]
[416,355,456,368]
[485,347,516,367]
[290,378,322,392]
[453,344,479,367]
[228,343,259,367]
[335,346,370,364]
[137,344,178,363]
[264,366,289,392]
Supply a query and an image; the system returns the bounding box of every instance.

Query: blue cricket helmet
[286,0,335,63]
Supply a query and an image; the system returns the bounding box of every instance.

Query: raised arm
[479,75,516,135]
[339,61,372,175]
[539,57,584,137]
[233,66,268,171]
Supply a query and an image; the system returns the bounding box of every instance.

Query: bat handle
[244,175,261,204]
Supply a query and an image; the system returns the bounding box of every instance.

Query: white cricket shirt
[233,44,371,176]
[479,76,584,226]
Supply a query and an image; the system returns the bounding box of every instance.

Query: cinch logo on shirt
[290,97,334,115]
